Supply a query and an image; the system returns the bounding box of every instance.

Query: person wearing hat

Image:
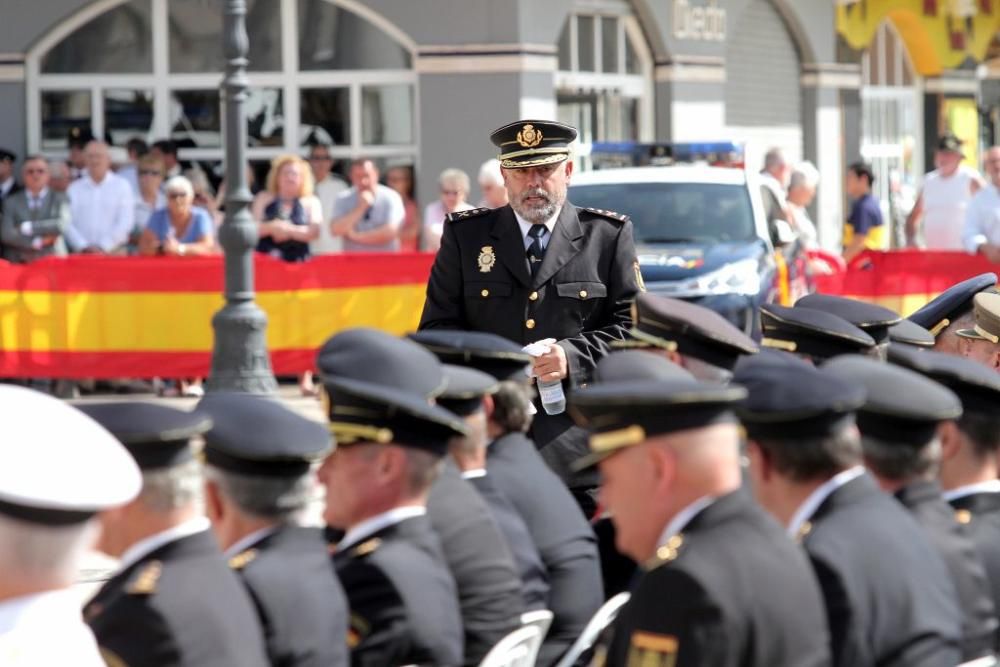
[0,387,140,665]
[906,133,984,250]
[889,346,1000,640]
[438,365,549,613]
[736,359,963,667]
[317,328,522,666]
[954,291,1000,370]
[907,273,997,354]
[408,329,603,667]
[796,293,901,359]
[964,146,1000,262]
[760,303,876,362]
[826,355,997,663]
[79,402,269,666]
[419,119,641,457]
[888,318,935,348]
[569,377,830,667]
[197,393,349,667]
[616,292,758,381]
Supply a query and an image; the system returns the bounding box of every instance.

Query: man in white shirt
[963,146,1000,261]
[738,357,963,667]
[66,141,135,253]
[0,386,140,667]
[307,142,348,254]
[907,134,984,249]
[79,402,269,667]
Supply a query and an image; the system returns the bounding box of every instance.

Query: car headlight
[653,258,761,297]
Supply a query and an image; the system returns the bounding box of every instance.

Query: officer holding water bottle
[419,119,641,497]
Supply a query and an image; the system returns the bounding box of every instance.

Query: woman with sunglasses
[422,167,474,253]
[138,175,217,258]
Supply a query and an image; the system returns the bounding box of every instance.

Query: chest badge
[478,246,496,273]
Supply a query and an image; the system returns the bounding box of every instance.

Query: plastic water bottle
[522,339,566,415]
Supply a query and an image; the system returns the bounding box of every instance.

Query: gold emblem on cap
[478,245,496,273]
[516,124,543,148]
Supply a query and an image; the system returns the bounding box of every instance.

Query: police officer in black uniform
[827,353,998,662]
[736,359,963,667]
[79,402,269,667]
[317,328,523,666]
[889,343,1000,649]
[410,329,603,667]
[419,119,641,474]
[197,392,349,667]
[569,377,831,667]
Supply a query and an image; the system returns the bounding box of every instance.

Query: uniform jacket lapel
[533,204,583,289]
[489,206,532,288]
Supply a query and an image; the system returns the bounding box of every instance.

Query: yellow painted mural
[837,0,1000,75]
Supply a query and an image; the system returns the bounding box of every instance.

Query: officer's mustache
[517,188,552,206]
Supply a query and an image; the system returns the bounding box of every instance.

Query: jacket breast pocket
[555,281,608,328]
[555,282,608,301]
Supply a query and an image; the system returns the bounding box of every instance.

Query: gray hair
[205,465,314,520]
[491,380,535,434]
[763,147,787,172]
[403,448,443,496]
[0,515,99,585]
[439,168,470,194]
[139,460,203,512]
[754,425,862,482]
[478,159,503,187]
[789,161,820,190]
[164,175,194,198]
[862,435,940,481]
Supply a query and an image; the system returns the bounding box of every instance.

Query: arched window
[27,0,417,169]
[555,1,653,169]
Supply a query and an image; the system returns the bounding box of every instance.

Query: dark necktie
[526,224,547,276]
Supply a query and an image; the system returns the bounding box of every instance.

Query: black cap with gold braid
[490,119,578,169]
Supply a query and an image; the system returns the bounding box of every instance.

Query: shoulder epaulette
[581,206,628,223]
[350,537,382,558]
[644,534,684,570]
[447,207,490,222]
[347,612,370,649]
[99,647,129,667]
[126,560,162,595]
[228,548,258,571]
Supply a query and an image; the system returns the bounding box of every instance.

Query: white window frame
[26,0,420,164]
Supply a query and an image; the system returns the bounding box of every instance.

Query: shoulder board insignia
[447,207,490,222]
[956,509,973,525]
[582,207,628,223]
[645,534,684,570]
[351,537,382,558]
[228,548,258,571]
[628,631,679,665]
[126,560,162,595]
[348,612,371,648]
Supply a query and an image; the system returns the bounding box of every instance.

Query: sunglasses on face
[167,192,188,200]
[25,168,47,175]
[310,155,332,162]
[441,190,461,196]
[140,170,162,177]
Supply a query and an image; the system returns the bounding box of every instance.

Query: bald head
[84,140,111,182]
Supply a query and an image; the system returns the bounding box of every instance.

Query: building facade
[0,0,997,251]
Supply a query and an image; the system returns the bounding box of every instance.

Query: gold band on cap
[499,146,570,161]
[928,318,950,337]
[328,422,394,444]
[590,425,647,453]
[761,337,798,352]
[628,327,678,351]
[975,324,1000,344]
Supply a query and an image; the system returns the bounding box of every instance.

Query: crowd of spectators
[0,135,503,268]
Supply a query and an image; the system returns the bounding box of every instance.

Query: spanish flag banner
[0,254,433,378]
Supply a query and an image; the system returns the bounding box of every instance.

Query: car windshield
[568,182,756,244]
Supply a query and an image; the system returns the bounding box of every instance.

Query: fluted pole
[207,0,277,393]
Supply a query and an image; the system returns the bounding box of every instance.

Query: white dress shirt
[786,466,865,539]
[460,469,487,480]
[117,517,211,573]
[655,495,716,550]
[339,506,426,552]
[0,177,15,199]
[942,479,1000,503]
[66,171,135,252]
[310,175,348,255]
[0,590,104,666]
[514,207,561,251]
[962,183,1000,253]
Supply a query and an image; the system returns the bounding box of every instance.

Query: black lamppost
[207,0,277,393]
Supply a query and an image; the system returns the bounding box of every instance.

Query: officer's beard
[511,186,564,224]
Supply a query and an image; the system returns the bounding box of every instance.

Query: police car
[569,141,793,335]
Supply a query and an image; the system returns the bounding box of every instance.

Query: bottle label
[538,380,564,404]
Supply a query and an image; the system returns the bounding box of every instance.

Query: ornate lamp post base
[206,301,277,393]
